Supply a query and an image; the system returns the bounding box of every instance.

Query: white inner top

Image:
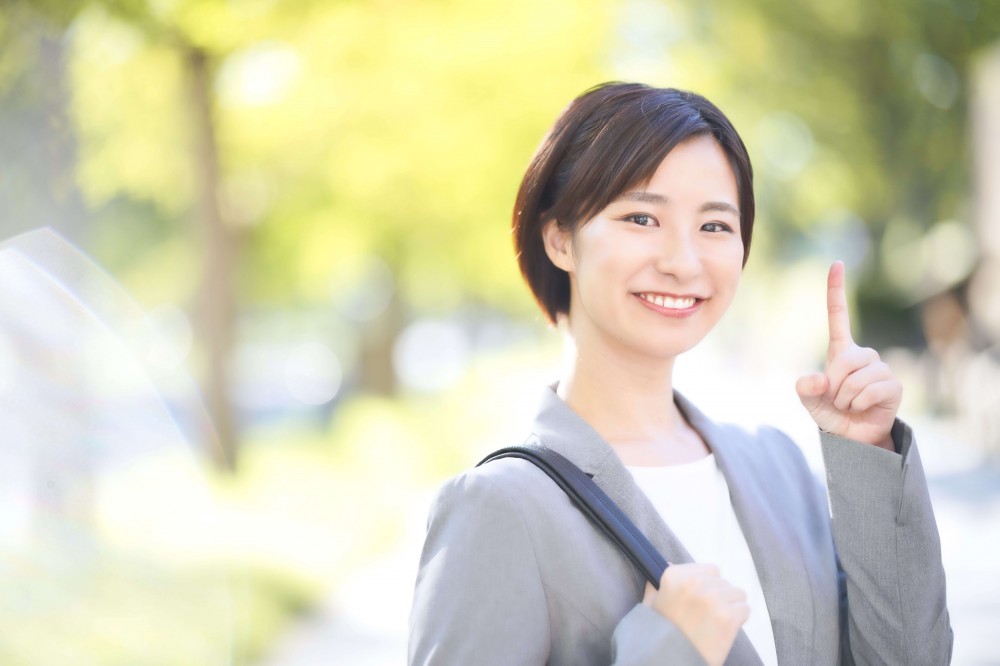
[626,454,778,666]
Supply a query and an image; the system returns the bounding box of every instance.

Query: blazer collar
[527,385,764,665]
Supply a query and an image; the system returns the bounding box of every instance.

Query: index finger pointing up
[827,260,853,350]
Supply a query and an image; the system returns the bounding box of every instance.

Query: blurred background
[0,0,998,663]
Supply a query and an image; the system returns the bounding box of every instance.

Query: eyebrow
[618,191,740,217]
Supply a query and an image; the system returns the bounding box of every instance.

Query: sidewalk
[255,496,426,666]
[258,428,1000,666]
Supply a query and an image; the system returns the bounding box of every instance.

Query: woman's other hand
[642,563,749,666]
[795,261,902,450]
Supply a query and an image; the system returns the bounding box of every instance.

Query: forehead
[622,136,738,201]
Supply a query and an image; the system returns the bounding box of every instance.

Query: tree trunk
[971,43,1000,344]
[184,45,240,472]
[357,287,404,396]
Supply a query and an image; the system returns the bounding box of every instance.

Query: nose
[654,227,701,282]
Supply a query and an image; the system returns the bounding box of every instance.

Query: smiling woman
[408,82,953,666]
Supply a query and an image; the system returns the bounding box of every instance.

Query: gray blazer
[408,387,952,665]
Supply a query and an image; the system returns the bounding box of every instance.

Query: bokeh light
[392,319,470,393]
[283,341,342,406]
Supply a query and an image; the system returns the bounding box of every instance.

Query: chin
[628,336,704,360]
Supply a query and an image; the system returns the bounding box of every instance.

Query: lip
[633,293,705,318]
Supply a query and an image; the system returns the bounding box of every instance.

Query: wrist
[874,433,895,452]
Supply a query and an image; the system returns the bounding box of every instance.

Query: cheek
[575,237,626,280]
[573,252,632,318]
[709,249,744,293]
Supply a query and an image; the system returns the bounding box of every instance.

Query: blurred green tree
[6,0,265,470]
[18,0,615,468]
[231,0,616,390]
[67,0,249,470]
[6,0,998,469]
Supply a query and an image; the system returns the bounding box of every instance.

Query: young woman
[408,83,952,666]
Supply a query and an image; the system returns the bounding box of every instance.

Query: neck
[554,316,711,466]
[555,331,682,444]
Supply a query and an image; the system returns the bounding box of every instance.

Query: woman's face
[544,134,745,361]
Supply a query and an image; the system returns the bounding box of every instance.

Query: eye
[625,214,657,227]
[702,221,734,233]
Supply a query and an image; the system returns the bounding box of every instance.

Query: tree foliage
[2,0,997,453]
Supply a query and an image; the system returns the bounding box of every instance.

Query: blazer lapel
[528,386,764,665]
[528,385,695,569]
[675,393,815,665]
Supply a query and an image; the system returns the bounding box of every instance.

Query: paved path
[258,434,1000,666]
[255,497,426,666]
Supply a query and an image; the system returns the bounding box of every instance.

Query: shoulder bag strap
[477,445,669,588]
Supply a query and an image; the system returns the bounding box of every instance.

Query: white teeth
[639,293,697,309]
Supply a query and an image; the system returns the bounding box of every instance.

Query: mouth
[634,292,704,309]
[633,292,706,318]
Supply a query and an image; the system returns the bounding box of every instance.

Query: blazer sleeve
[820,419,954,666]
[408,471,551,665]
[408,469,707,666]
[610,606,706,665]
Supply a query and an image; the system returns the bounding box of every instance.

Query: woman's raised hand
[795,261,902,450]
[643,564,749,666]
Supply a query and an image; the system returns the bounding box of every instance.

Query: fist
[643,563,749,666]
[795,261,902,450]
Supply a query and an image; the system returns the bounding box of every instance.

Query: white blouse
[626,454,779,666]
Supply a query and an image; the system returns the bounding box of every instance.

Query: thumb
[796,373,828,408]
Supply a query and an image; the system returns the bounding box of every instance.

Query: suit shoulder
[714,419,818,483]
[755,423,810,457]
[712,418,806,456]
[428,455,559,522]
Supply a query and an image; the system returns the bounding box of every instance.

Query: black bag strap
[477,445,669,588]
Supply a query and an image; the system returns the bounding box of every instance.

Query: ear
[541,219,575,273]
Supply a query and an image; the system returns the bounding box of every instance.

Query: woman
[408,83,952,665]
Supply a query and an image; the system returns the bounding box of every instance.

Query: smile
[635,293,700,309]
[633,292,705,318]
